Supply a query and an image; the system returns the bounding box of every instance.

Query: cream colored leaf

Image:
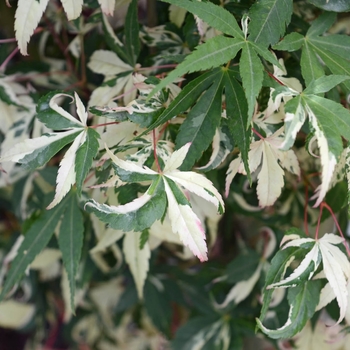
[49,92,86,127]
[105,144,157,176]
[165,171,224,212]
[88,50,133,76]
[217,263,263,308]
[98,0,117,16]
[60,0,84,20]
[318,234,350,324]
[307,107,337,207]
[163,142,190,172]
[0,300,35,329]
[225,157,242,197]
[164,179,208,262]
[257,141,284,207]
[169,4,187,27]
[123,232,150,299]
[90,229,125,253]
[47,130,86,209]
[15,0,50,55]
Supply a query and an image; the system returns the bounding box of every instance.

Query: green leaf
[162,0,244,39]
[248,0,293,47]
[75,128,100,194]
[139,229,149,249]
[144,279,172,336]
[272,32,304,51]
[101,13,130,65]
[19,131,82,170]
[141,69,218,135]
[239,42,264,124]
[124,0,140,66]
[257,280,322,339]
[258,245,307,322]
[175,70,225,170]
[307,0,350,12]
[309,35,350,61]
[303,94,350,150]
[148,36,244,99]
[226,249,260,284]
[304,75,350,95]
[36,91,79,130]
[307,12,337,37]
[85,179,167,232]
[300,41,325,85]
[224,69,251,177]
[171,316,222,350]
[311,45,350,90]
[0,198,67,300]
[58,192,84,310]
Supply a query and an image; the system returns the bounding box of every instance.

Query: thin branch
[0,47,19,72]
[252,127,265,140]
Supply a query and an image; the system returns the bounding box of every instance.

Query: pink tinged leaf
[15,0,50,55]
[74,92,88,126]
[0,129,79,163]
[163,143,191,172]
[165,171,224,212]
[49,93,85,127]
[225,157,241,197]
[98,0,116,16]
[60,0,84,20]
[105,144,157,175]
[257,141,284,207]
[164,180,208,262]
[47,131,87,209]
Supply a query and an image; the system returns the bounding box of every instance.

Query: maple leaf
[0,92,100,208]
[257,231,350,339]
[86,143,224,262]
[225,127,300,207]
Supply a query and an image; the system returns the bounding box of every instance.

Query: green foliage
[1,0,350,349]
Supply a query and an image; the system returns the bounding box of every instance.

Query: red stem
[321,202,350,256]
[0,47,19,72]
[89,122,119,129]
[267,71,285,86]
[252,127,265,140]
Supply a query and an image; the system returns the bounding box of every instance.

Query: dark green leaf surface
[303,95,350,153]
[36,91,80,130]
[257,280,322,339]
[240,43,264,124]
[142,69,219,134]
[162,0,244,39]
[0,198,67,300]
[175,70,225,170]
[306,12,337,36]
[149,36,244,99]
[124,0,140,66]
[224,69,251,177]
[20,131,82,170]
[304,75,350,95]
[75,128,100,194]
[58,192,84,310]
[307,0,350,12]
[249,0,293,46]
[85,179,167,232]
